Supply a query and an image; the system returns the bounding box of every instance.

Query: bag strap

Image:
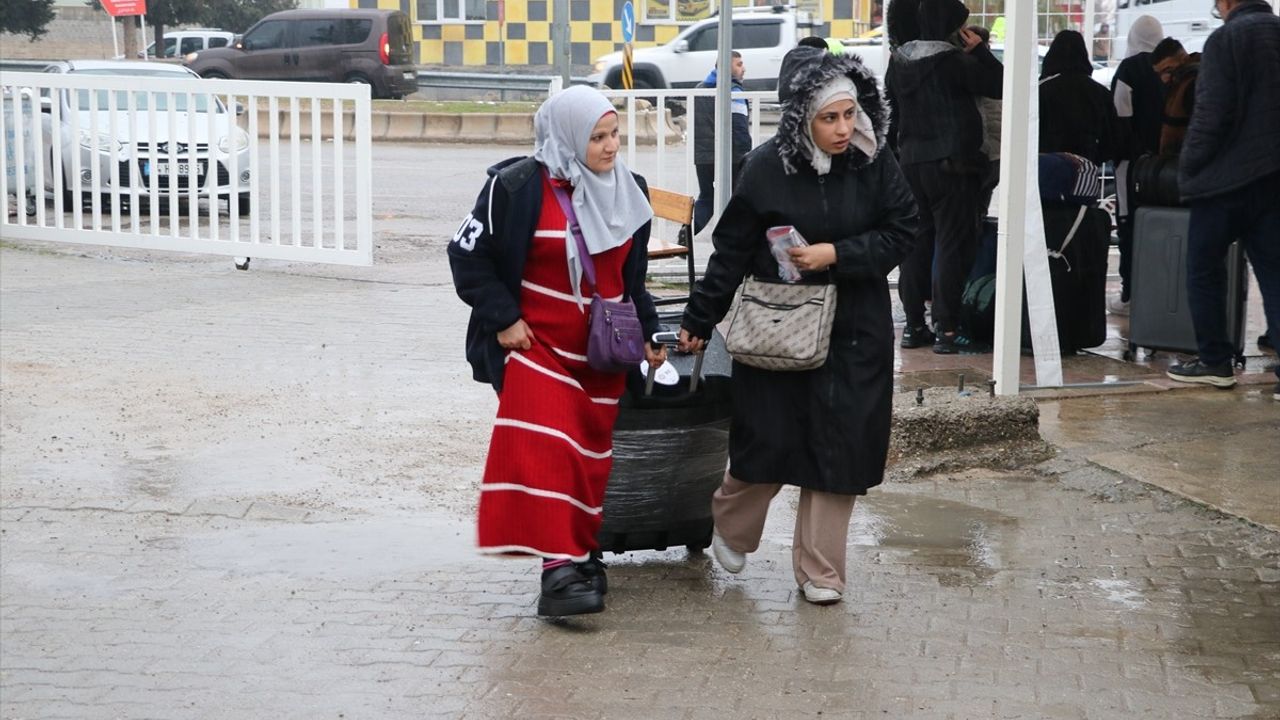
[546,172,598,292]
[1047,205,1088,273]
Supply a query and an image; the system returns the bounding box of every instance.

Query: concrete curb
[887,388,1052,475]
[246,108,683,145]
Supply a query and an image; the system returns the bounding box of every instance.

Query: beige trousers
[710,472,857,592]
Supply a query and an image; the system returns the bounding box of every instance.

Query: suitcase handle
[644,332,704,396]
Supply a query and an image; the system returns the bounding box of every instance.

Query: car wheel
[345,73,379,98]
[201,70,229,80]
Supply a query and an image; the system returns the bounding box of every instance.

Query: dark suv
[185,9,417,99]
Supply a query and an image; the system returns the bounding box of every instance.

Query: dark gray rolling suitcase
[598,314,731,555]
[1126,206,1248,364]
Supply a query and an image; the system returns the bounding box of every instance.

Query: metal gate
[1,70,373,266]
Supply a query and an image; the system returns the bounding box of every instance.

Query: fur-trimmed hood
[775,49,890,175]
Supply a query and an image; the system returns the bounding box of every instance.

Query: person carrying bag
[677,47,918,606]
[447,86,667,618]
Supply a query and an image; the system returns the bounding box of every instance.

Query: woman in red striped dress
[448,86,667,617]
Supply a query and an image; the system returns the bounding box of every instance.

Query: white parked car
[588,7,816,90]
[141,29,235,59]
[41,60,251,213]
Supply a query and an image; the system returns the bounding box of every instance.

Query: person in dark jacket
[1167,0,1280,400]
[1150,38,1201,156]
[693,51,753,233]
[885,0,1002,353]
[447,86,667,617]
[1039,30,1120,166]
[677,47,918,605]
[1108,14,1166,315]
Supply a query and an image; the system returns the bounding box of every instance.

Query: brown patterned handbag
[723,277,838,371]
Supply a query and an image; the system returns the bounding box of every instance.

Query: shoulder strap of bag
[546,172,598,292]
[1046,205,1089,273]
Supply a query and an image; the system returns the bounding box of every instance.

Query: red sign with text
[101,0,147,17]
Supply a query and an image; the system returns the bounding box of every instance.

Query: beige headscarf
[801,76,878,175]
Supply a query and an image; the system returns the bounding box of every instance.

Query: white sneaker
[801,581,843,605]
[711,532,746,574]
[1107,296,1130,316]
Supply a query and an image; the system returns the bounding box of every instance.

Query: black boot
[538,564,604,617]
[576,556,608,595]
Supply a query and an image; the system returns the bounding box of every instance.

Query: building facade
[352,0,881,67]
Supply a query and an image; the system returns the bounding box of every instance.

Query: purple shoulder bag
[547,178,646,374]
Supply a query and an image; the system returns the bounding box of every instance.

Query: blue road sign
[621,1,635,43]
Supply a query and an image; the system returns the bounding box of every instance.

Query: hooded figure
[884,0,1003,350]
[679,48,918,603]
[1108,14,1166,312]
[1039,30,1120,165]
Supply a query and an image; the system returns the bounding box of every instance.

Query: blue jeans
[1187,171,1280,379]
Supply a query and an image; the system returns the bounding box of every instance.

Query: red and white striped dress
[477,174,633,561]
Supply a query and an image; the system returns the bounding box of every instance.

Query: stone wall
[2,7,135,61]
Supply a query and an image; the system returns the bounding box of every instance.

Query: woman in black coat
[1039,30,1120,166]
[677,48,918,605]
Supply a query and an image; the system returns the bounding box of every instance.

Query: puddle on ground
[851,492,1016,587]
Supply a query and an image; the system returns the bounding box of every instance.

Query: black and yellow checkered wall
[355,0,873,67]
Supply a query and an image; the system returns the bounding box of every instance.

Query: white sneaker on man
[711,532,746,574]
[801,581,843,605]
[1107,296,1130,316]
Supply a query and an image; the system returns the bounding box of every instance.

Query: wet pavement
[3,142,1279,719]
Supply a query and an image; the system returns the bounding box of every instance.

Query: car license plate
[155,162,191,177]
[403,71,415,80]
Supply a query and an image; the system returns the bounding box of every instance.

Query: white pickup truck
[587,7,886,91]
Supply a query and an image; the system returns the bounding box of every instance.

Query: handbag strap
[546,172,599,293]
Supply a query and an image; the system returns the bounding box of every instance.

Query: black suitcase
[1126,206,1248,364]
[598,315,732,554]
[1020,204,1112,353]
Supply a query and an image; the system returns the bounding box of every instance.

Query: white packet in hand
[766,225,810,283]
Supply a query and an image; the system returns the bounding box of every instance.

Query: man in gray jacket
[1167,0,1280,399]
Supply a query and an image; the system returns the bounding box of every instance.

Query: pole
[992,0,1035,395]
[553,0,571,90]
[141,15,148,61]
[1083,0,1096,61]
[623,44,634,89]
[712,3,733,221]
[110,15,120,59]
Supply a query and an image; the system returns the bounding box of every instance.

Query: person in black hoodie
[1108,14,1166,316]
[677,47,917,605]
[885,0,1003,353]
[1039,30,1119,166]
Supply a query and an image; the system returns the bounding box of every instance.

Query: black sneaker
[1273,382,1279,401]
[933,333,987,355]
[576,556,608,595]
[900,324,936,349]
[537,564,604,617]
[1259,334,1275,354]
[1166,358,1237,388]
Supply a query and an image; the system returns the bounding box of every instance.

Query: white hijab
[532,86,653,305]
[801,76,879,175]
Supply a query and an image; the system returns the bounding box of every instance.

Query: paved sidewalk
[2,247,1278,720]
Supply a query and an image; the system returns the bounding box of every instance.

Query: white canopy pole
[993,0,1065,394]
[1083,0,1097,61]
[713,2,734,220]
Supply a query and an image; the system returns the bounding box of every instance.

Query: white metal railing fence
[597,87,776,223]
[1,71,372,266]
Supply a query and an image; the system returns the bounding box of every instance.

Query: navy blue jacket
[693,69,753,165]
[447,157,661,391]
[1179,1,1280,201]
